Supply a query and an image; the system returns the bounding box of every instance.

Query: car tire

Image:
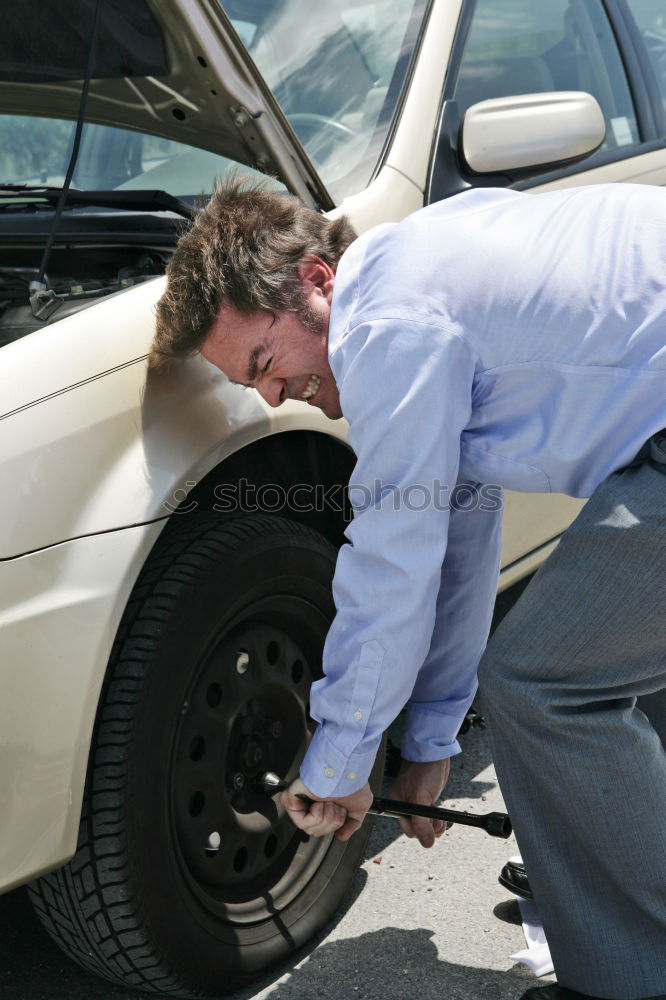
[28,514,383,997]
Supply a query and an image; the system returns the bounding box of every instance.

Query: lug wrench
[260,771,512,839]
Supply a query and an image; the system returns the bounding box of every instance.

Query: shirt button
[324,767,335,778]
[354,710,363,721]
[346,772,357,780]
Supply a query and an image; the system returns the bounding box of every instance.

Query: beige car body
[2,0,665,894]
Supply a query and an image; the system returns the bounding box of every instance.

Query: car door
[427,0,666,573]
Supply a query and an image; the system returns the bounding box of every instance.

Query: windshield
[220,0,428,198]
[0,0,427,204]
[0,118,264,202]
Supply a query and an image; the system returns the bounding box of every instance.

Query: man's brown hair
[150,176,357,369]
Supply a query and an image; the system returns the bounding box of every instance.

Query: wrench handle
[260,773,511,839]
[369,796,512,839]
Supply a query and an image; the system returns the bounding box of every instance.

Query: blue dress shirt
[299,184,666,798]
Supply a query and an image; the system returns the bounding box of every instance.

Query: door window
[624,0,666,114]
[453,0,640,154]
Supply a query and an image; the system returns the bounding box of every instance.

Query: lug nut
[270,722,283,738]
[232,772,245,790]
[206,831,221,853]
[235,651,249,674]
[242,741,263,768]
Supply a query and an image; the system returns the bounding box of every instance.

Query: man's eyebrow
[247,344,265,383]
[228,343,267,389]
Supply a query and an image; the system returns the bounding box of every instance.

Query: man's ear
[297,256,335,300]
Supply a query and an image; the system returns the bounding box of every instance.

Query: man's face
[201,259,343,420]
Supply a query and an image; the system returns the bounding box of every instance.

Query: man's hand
[280,778,373,841]
[388,758,451,848]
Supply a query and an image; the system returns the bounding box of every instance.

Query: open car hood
[0,0,332,210]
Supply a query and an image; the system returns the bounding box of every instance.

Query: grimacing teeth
[301,373,321,400]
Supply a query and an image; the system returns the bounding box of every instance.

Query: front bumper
[0,521,163,893]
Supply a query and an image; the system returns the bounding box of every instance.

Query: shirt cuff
[401,696,475,762]
[299,724,380,797]
[400,732,462,762]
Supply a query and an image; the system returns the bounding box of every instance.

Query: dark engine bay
[0,242,170,348]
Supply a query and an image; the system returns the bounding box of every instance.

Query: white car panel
[384,0,463,190]
[334,163,424,232]
[0,523,163,891]
[532,146,666,190]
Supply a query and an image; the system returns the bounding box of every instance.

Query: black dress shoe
[520,986,666,999]
[498,858,533,899]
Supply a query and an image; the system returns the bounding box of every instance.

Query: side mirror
[461,91,605,174]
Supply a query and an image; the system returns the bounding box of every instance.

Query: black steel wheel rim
[170,591,333,922]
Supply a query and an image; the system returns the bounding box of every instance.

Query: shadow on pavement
[233,927,534,1000]
[0,887,531,1000]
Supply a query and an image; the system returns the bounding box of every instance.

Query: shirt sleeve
[299,316,488,798]
[401,485,503,762]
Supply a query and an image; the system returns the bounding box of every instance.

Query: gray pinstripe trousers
[479,434,666,999]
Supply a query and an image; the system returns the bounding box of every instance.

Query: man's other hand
[280,778,373,841]
[388,758,451,848]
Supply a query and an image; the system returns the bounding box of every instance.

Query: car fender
[0,277,349,560]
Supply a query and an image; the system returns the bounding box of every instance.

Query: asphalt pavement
[0,580,554,1000]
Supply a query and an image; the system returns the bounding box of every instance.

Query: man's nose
[256,378,287,408]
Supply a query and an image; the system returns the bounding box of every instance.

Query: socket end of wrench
[486,812,513,839]
[260,771,289,795]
